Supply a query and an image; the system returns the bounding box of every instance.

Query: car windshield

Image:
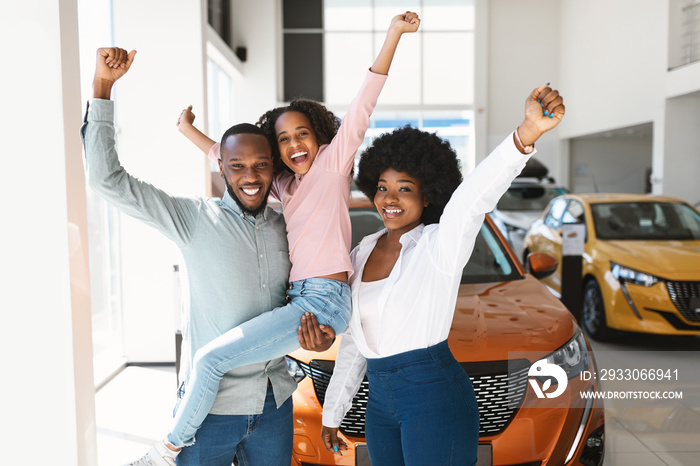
[591,202,700,240]
[496,186,567,211]
[349,208,522,284]
[461,223,522,283]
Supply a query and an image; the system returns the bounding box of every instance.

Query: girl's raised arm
[370,12,420,76]
[177,105,217,155]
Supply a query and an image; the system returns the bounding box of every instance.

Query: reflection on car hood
[599,240,700,278]
[289,275,578,365]
[492,210,542,230]
[449,276,577,361]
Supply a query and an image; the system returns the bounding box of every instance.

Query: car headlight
[540,329,590,381]
[285,356,306,383]
[610,262,658,287]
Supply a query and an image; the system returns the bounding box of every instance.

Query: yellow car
[523,193,700,340]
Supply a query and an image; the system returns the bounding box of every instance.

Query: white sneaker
[124,441,179,466]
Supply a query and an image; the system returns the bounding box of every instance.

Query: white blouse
[322,133,533,428]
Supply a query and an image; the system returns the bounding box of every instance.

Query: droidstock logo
[528,359,568,399]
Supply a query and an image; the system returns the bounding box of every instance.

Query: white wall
[558,0,668,140]
[569,135,652,194]
[663,93,700,204]
[483,0,562,179]
[1,1,97,464]
[111,0,209,362]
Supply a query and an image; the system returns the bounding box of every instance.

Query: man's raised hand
[93,47,136,99]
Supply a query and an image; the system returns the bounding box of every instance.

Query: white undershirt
[358,278,387,353]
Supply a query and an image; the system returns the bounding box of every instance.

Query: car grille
[299,359,531,437]
[665,281,700,323]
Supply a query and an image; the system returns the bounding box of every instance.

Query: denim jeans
[168,277,351,447]
[176,383,292,466]
[364,340,480,466]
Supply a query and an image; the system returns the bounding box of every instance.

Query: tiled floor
[96,334,700,465]
[96,365,178,466]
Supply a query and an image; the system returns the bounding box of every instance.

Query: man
[82,47,334,466]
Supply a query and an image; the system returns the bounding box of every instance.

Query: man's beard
[224,176,271,217]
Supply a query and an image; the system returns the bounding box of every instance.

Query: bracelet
[514,127,535,154]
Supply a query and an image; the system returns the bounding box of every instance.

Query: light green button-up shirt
[81,99,295,414]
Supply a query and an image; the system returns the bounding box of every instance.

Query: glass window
[423,32,474,105]
[207,59,233,172]
[497,186,567,212]
[562,200,585,224]
[208,0,231,46]
[545,198,568,229]
[320,0,475,107]
[283,0,323,28]
[462,223,521,284]
[324,33,373,105]
[283,0,324,101]
[284,33,324,101]
[591,202,700,240]
[325,0,373,31]
[373,0,422,30]
[372,32,422,105]
[422,0,474,31]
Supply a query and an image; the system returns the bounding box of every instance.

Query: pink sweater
[208,70,387,282]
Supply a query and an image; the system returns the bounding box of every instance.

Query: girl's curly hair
[356,126,463,225]
[257,99,341,173]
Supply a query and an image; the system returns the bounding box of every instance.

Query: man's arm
[298,312,337,352]
[92,47,136,99]
[82,47,201,246]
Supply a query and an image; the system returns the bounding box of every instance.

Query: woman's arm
[177,105,217,155]
[321,330,367,454]
[433,84,565,273]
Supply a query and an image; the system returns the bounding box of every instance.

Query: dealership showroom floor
[95,334,700,466]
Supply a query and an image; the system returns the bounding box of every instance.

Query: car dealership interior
[3,1,700,465]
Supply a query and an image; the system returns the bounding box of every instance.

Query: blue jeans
[168,277,351,448]
[176,384,292,466]
[364,340,480,466]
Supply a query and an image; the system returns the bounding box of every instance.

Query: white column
[0,1,97,464]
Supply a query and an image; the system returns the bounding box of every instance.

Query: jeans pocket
[397,362,445,385]
[454,371,479,413]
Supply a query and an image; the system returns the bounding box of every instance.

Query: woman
[317,84,564,465]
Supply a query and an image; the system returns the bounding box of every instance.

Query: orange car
[523,194,700,340]
[286,205,605,466]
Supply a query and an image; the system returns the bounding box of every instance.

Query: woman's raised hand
[517,84,566,147]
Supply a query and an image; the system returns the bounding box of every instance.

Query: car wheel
[582,279,611,341]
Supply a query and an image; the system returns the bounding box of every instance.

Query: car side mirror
[526,252,559,280]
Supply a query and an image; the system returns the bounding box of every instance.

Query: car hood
[449,276,577,362]
[289,276,578,365]
[596,240,700,279]
[493,210,542,231]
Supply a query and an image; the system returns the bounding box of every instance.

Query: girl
[319,85,564,465]
[131,11,421,466]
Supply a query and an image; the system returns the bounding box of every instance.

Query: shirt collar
[399,223,425,246]
[358,223,425,249]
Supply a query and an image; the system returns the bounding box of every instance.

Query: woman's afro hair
[356,126,463,225]
[257,99,341,173]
